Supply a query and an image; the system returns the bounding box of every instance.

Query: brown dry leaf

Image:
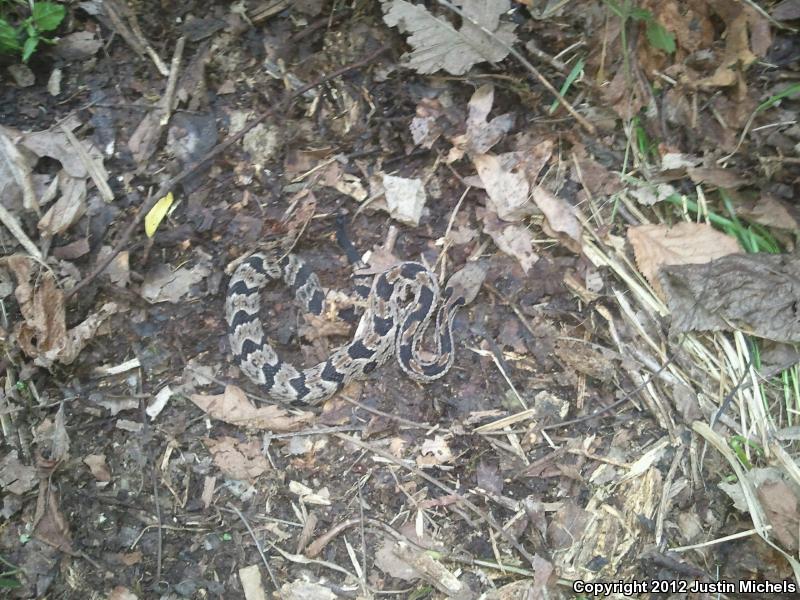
[472,153,532,221]
[756,478,799,552]
[410,98,446,148]
[697,8,768,89]
[5,255,118,366]
[190,385,314,432]
[416,435,454,467]
[203,436,269,481]
[83,454,111,482]
[773,0,800,20]
[278,581,339,600]
[627,223,741,297]
[687,166,748,189]
[37,175,87,237]
[449,84,514,161]
[532,186,581,253]
[321,161,368,202]
[660,253,800,343]
[108,586,139,600]
[141,259,212,303]
[20,121,104,179]
[32,480,73,553]
[736,194,799,231]
[37,405,71,463]
[392,541,473,597]
[0,450,38,495]
[477,206,538,273]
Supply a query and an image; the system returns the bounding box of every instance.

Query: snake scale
[225,252,484,404]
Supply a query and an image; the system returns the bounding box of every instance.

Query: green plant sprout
[548,57,585,114]
[0,1,65,62]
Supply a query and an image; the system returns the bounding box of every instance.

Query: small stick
[66,45,390,301]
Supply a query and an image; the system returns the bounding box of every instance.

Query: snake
[225,252,484,404]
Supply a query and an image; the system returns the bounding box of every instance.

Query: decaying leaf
[0,451,38,495]
[627,223,741,297]
[757,477,799,552]
[32,480,73,553]
[4,255,119,366]
[659,252,800,343]
[203,436,269,481]
[382,0,517,75]
[83,454,111,482]
[381,174,427,226]
[477,206,538,273]
[532,186,581,253]
[449,84,514,160]
[190,385,314,432]
[278,580,338,600]
[472,153,532,221]
[37,175,87,237]
[141,259,212,303]
[417,435,454,467]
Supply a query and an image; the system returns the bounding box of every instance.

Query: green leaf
[629,7,652,21]
[22,34,38,62]
[0,19,20,52]
[646,21,676,54]
[32,2,65,32]
[0,577,22,590]
[604,0,624,18]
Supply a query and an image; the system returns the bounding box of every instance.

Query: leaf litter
[1,0,799,596]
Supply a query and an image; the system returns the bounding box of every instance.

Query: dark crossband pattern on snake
[225,252,484,404]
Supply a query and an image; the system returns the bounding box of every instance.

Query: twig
[0,204,42,260]
[225,503,279,590]
[66,45,390,300]
[334,433,539,567]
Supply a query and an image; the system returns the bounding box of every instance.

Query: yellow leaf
[145,192,174,238]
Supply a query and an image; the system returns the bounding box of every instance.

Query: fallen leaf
[472,153,531,221]
[410,98,446,148]
[203,436,269,481]
[627,223,741,297]
[145,192,175,238]
[477,206,539,273]
[278,581,339,600]
[382,174,427,226]
[83,454,111,482]
[660,253,800,343]
[757,478,799,552]
[5,255,118,366]
[141,260,211,303]
[449,84,514,160]
[190,385,314,432]
[736,194,799,230]
[239,565,267,600]
[0,451,38,495]
[417,435,454,467]
[288,480,331,505]
[382,0,517,75]
[37,175,87,237]
[20,121,104,178]
[108,586,139,600]
[687,166,748,189]
[532,186,581,253]
[32,480,73,553]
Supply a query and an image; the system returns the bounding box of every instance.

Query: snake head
[444,262,487,306]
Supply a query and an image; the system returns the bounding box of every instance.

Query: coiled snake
[225,252,485,404]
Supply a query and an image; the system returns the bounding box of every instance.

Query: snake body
[225,252,482,404]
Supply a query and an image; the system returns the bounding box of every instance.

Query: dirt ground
[1,1,799,598]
